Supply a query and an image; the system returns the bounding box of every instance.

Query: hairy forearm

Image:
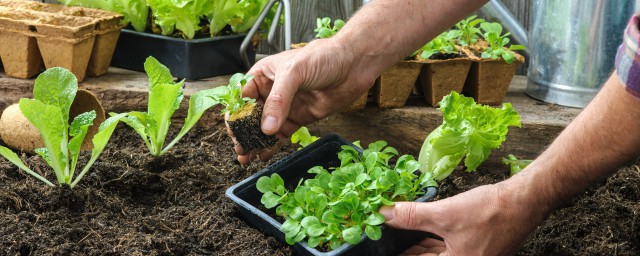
[330,0,488,81]
[506,73,640,218]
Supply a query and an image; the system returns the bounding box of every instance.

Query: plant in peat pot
[450,15,486,47]
[0,67,126,188]
[462,22,526,105]
[251,92,521,254]
[412,30,473,107]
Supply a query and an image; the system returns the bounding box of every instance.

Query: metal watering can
[481,0,639,108]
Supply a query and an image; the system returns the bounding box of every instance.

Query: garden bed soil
[1,120,639,255]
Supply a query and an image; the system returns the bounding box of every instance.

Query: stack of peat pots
[0,0,123,81]
[414,47,474,107]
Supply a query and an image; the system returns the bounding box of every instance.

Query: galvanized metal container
[525,0,640,108]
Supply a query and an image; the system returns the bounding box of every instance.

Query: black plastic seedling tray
[110,29,256,80]
[226,134,438,256]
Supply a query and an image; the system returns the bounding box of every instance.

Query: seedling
[215,73,278,152]
[258,141,436,250]
[502,154,532,176]
[418,92,521,181]
[479,22,526,64]
[115,56,227,156]
[0,68,126,188]
[415,30,462,60]
[314,17,345,39]
[451,15,485,46]
[290,127,319,150]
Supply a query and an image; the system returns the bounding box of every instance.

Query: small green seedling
[479,22,526,64]
[415,30,461,60]
[258,141,436,250]
[502,154,532,176]
[451,15,485,46]
[0,68,126,188]
[314,17,345,38]
[290,127,319,150]
[116,56,228,156]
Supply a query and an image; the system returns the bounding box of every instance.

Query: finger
[261,67,301,135]
[400,245,446,256]
[379,202,438,232]
[244,69,274,102]
[256,140,284,162]
[237,154,251,166]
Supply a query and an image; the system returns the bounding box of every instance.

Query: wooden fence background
[34,0,531,73]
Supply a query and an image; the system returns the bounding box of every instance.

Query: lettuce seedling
[415,30,462,60]
[116,56,227,156]
[314,17,345,39]
[290,127,319,150]
[451,15,485,46]
[418,92,521,181]
[0,68,126,188]
[214,73,278,152]
[479,22,526,64]
[258,141,436,250]
[502,154,532,176]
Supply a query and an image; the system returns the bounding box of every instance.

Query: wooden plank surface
[0,67,581,168]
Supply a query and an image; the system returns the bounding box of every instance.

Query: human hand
[231,39,378,164]
[379,181,549,256]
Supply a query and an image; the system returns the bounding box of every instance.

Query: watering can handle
[240,0,292,70]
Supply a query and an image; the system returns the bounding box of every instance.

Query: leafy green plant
[451,15,485,46]
[415,30,461,60]
[211,73,256,115]
[290,127,319,150]
[258,141,436,250]
[58,0,149,32]
[314,17,345,39]
[0,68,126,188]
[418,92,521,181]
[115,56,228,156]
[60,0,278,39]
[502,154,532,176]
[479,22,526,64]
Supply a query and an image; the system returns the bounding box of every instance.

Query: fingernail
[262,115,277,134]
[379,206,394,221]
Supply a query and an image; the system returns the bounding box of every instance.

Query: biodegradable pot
[0,10,43,79]
[0,89,106,152]
[226,102,278,152]
[372,60,422,108]
[462,46,524,105]
[226,134,438,256]
[111,29,256,80]
[416,53,473,107]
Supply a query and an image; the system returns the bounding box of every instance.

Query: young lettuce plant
[479,22,526,64]
[116,56,227,156]
[214,73,278,152]
[290,126,319,150]
[418,91,521,181]
[258,141,436,250]
[502,154,533,176]
[0,68,126,188]
[314,17,345,38]
[451,15,485,46]
[415,30,462,60]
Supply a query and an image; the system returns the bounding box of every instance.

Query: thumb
[379,202,436,232]
[260,70,300,135]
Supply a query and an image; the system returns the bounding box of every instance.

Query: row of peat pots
[0,0,123,82]
[369,47,524,109]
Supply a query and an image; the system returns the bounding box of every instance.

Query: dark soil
[429,52,466,60]
[228,103,278,152]
[1,121,639,255]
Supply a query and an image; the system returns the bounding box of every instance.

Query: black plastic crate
[226,134,437,256]
[110,29,255,80]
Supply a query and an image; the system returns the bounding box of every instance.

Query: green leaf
[32,67,77,123]
[363,213,385,226]
[365,225,382,240]
[0,146,54,186]
[281,219,301,235]
[342,226,362,244]
[257,176,275,193]
[307,236,322,248]
[261,192,281,209]
[502,154,533,176]
[290,206,304,220]
[68,111,96,180]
